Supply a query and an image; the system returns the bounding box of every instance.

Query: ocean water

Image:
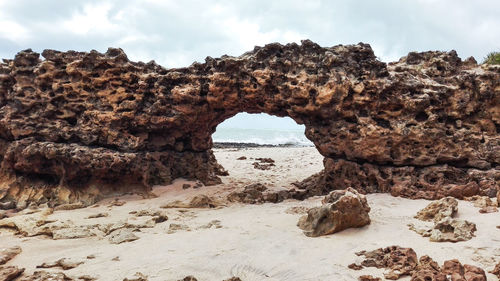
[212,127,313,146]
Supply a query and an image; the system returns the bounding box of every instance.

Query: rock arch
[0,40,498,206]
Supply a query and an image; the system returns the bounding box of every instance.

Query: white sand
[1,147,499,281]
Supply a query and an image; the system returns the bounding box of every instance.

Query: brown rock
[478,206,498,213]
[0,266,24,281]
[411,256,447,281]
[356,246,418,279]
[223,278,242,281]
[463,264,486,281]
[0,43,498,205]
[348,263,363,270]
[227,183,268,204]
[415,197,458,222]
[298,188,370,237]
[0,246,21,265]
[236,156,246,160]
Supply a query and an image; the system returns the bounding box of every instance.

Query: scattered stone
[111,256,120,261]
[0,265,24,281]
[236,156,247,160]
[182,184,191,189]
[85,213,109,219]
[410,217,477,242]
[0,246,21,265]
[161,195,218,209]
[198,220,222,229]
[18,271,73,281]
[358,275,381,281]
[123,272,148,281]
[107,228,139,244]
[298,188,370,237]
[86,255,95,259]
[223,278,242,281]
[465,195,496,208]
[37,258,83,270]
[255,157,274,163]
[193,181,203,189]
[54,202,85,211]
[227,183,268,204]
[167,223,190,234]
[356,246,417,279]
[410,255,446,281]
[414,197,457,222]
[134,210,168,223]
[252,162,275,170]
[348,263,363,270]
[108,199,126,207]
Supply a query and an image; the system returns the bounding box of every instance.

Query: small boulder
[0,265,24,281]
[414,197,457,222]
[107,228,139,244]
[298,188,370,237]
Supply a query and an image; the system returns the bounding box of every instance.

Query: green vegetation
[483,52,500,65]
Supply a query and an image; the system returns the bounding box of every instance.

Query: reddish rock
[356,246,418,279]
[358,275,381,281]
[490,261,500,279]
[0,42,498,206]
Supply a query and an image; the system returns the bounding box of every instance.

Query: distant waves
[212,128,313,146]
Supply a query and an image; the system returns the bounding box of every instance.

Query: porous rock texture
[297,187,370,236]
[0,40,499,206]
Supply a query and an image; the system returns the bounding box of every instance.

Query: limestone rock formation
[409,198,476,242]
[297,187,370,236]
[414,197,458,222]
[0,41,499,206]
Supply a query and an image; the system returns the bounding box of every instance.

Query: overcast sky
[1,0,498,129]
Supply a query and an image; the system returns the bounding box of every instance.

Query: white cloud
[62,2,118,35]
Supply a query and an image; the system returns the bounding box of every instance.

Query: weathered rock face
[297,187,370,236]
[0,40,499,206]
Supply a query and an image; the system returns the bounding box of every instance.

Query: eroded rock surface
[0,41,499,206]
[353,246,488,281]
[297,187,370,236]
[409,198,476,242]
[0,246,21,265]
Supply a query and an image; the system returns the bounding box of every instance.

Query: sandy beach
[1,146,499,280]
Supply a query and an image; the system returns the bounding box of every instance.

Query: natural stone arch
[0,40,498,207]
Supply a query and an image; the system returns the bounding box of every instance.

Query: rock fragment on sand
[197,220,222,229]
[414,197,457,222]
[54,202,85,211]
[123,272,148,281]
[85,213,109,219]
[134,209,168,223]
[18,271,73,281]
[465,195,499,213]
[409,197,476,242]
[36,258,83,270]
[167,223,190,234]
[161,195,218,208]
[298,187,370,237]
[223,278,242,281]
[356,246,418,279]
[236,156,246,160]
[0,265,24,281]
[0,246,21,265]
[227,183,270,204]
[107,228,139,244]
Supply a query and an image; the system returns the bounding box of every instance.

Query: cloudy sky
[1,0,499,130]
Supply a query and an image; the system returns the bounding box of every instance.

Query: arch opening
[211,113,323,201]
